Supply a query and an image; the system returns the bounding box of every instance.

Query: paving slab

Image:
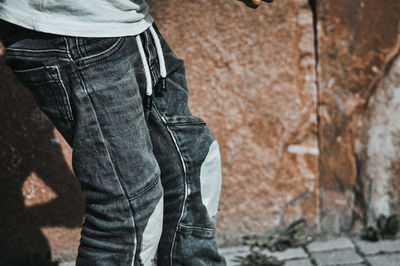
[339,264,365,266]
[58,262,75,266]
[354,238,400,255]
[284,258,313,266]
[366,253,400,266]
[261,248,309,260]
[220,245,250,266]
[220,245,250,255]
[220,245,308,264]
[307,236,354,253]
[312,249,364,265]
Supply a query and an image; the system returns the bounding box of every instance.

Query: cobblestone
[261,247,309,260]
[58,237,400,266]
[307,236,354,252]
[219,245,250,266]
[219,245,309,265]
[58,262,75,266]
[339,264,365,266]
[284,258,313,266]
[311,249,364,265]
[366,253,400,266]
[354,238,400,255]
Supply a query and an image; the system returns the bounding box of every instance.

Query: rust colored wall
[147,0,319,245]
[316,0,400,233]
[0,0,399,263]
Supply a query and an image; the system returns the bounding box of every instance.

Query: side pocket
[12,64,75,145]
[14,65,74,121]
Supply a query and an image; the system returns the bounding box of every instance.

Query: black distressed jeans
[1,20,226,266]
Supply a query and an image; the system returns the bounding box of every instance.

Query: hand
[238,0,273,9]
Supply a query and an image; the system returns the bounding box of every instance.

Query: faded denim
[2,21,226,266]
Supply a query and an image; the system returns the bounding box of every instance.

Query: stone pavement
[58,237,400,266]
[220,237,400,266]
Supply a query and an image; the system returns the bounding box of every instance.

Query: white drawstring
[149,26,167,79]
[136,34,153,97]
[135,25,167,98]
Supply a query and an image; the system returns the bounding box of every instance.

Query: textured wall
[147,0,319,245]
[316,0,400,233]
[0,0,399,263]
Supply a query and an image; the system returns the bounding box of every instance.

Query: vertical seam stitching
[63,37,138,266]
[52,65,74,121]
[153,105,188,266]
[75,37,84,58]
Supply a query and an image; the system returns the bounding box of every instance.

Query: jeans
[1,20,226,266]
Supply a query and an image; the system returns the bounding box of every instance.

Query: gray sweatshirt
[0,0,153,37]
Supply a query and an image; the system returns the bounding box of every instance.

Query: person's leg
[3,24,163,266]
[142,25,226,266]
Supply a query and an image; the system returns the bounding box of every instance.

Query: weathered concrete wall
[357,53,400,225]
[0,0,399,263]
[316,0,400,233]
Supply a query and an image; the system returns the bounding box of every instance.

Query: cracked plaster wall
[316,0,400,233]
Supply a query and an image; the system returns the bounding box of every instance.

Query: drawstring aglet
[155,77,167,97]
[144,94,153,119]
[161,77,167,92]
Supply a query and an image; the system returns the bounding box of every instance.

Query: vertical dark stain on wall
[308,0,322,232]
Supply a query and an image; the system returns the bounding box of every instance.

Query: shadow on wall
[0,57,84,265]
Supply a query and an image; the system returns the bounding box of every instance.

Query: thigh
[61,34,164,265]
[4,27,164,265]
[3,29,76,146]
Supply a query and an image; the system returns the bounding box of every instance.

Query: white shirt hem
[0,5,154,37]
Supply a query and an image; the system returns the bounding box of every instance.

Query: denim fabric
[2,21,226,266]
